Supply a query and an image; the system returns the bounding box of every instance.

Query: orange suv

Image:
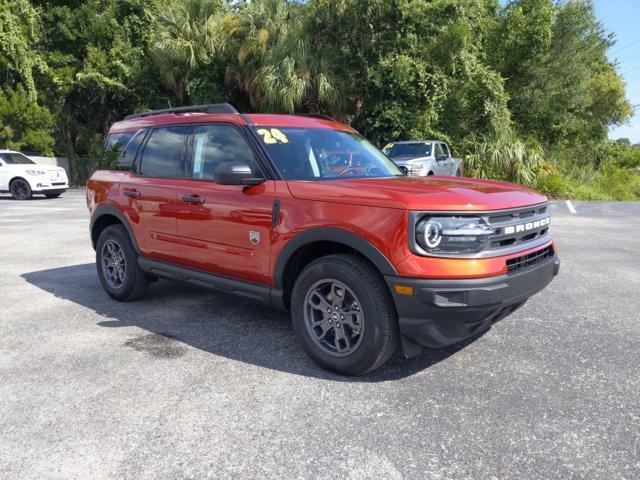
[87,103,560,375]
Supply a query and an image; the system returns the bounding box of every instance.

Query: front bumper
[385,254,560,356]
[30,181,69,192]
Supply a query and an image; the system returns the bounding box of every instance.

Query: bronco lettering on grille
[503,217,550,235]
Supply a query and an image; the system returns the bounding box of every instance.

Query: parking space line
[565,200,577,214]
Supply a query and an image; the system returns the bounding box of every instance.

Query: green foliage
[461,131,544,185]
[151,0,230,100]
[0,0,47,101]
[0,86,54,154]
[225,0,345,113]
[0,0,636,200]
[488,0,631,145]
[533,150,640,201]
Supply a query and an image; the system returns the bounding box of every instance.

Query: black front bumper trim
[385,255,560,355]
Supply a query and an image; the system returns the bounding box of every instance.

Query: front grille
[482,203,550,252]
[52,182,66,186]
[506,245,554,273]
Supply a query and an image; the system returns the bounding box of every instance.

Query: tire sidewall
[96,225,140,300]
[291,258,392,375]
[10,179,32,200]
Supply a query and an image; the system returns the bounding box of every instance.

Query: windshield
[0,152,36,165]
[252,127,402,180]
[387,142,432,158]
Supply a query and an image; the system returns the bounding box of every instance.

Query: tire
[10,178,32,200]
[290,254,399,375]
[427,171,434,176]
[455,169,461,177]
[45,193,62,198]
[96,224,150,301]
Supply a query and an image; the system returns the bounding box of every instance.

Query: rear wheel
[10,179,32,200]
[45,193,62,198]
[96,224,150,301]
[455,168,461,177]
[290,254,398,375]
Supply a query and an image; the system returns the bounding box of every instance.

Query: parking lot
[1,189,639,479]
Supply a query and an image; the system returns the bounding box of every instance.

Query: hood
[286,176,547,211]
[5,164,66,174]
[389,154,429,163]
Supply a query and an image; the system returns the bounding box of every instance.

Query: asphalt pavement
[0,190,638,479]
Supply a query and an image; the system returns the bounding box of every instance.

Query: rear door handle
[181,194,205,205]
[123,189,140,198]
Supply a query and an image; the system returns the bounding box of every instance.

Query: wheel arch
[90,204,139,253]
[9,176,31,188]
[272,227,397,309]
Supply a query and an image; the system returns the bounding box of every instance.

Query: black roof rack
[125,103,239,120]
[298,113,337,122]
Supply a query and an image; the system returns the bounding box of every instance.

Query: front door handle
[181,194,205,205]
[123,189,140,198]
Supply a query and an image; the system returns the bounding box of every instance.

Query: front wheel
[290,254,398,375]
[10,179,32,200]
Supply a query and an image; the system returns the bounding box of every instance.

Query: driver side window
[189,124,262,180]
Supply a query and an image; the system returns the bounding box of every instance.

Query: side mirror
[214,162,265,186]
[398,165,409,175]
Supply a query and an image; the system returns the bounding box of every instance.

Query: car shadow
[22,263,486,382]
[0,195,50,201]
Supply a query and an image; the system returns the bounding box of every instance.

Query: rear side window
[116,130,147,171]
[189,124,261,179]
[138,126,189,178]
[101,132,135,169]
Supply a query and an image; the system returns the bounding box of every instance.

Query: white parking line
[566,200,577,214]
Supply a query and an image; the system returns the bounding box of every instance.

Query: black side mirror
[398,165,409,175]
[214,162,265,186]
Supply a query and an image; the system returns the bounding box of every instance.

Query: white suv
[0,150,68,200]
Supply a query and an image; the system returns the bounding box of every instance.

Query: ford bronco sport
[87,103,560,375]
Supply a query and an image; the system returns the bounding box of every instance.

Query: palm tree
[151,0,230,99]
[225,0,344,113]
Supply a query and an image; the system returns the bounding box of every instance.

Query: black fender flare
[272,227,398,291]
[90,204,140,252]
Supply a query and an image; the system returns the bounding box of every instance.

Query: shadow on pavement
[0,195,51,201]
[22,263,485,382]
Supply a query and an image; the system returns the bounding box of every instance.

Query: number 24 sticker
[257,128,289,144]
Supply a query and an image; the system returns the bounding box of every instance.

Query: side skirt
[138,257,284,308]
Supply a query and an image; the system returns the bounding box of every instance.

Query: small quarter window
[100,132,135,169]
[114,130,147,171]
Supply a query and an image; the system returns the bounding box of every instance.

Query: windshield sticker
[257,128,289,144]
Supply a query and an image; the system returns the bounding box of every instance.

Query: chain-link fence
[70,156,100,187]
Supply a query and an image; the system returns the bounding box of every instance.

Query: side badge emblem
[249,231,260,245]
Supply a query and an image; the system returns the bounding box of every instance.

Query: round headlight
[423,219,442,248]
[414,215,494,255]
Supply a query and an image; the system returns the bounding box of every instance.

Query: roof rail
[298,113,337,122]
[125,103,239,120]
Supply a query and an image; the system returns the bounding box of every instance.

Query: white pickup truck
[383,140,463,177]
